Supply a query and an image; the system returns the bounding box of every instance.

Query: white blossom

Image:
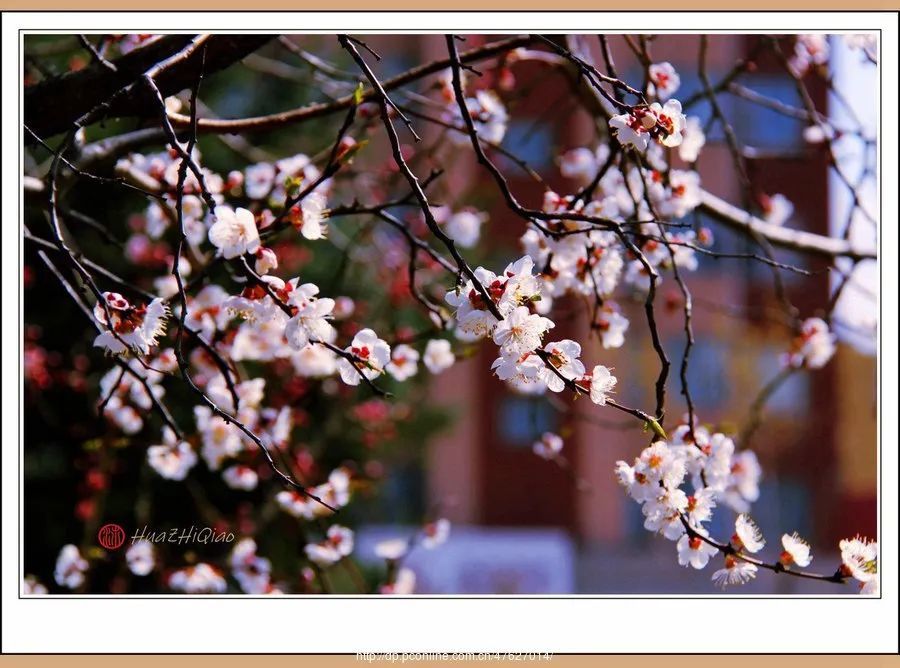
[126,540,155,576]
[595,305,629,349]
[244,162,276,199]
[492,306,554,357]
[445,210,487,248]
[780,532,813,568]
[677,532,718,569]
[587,365,617,406]
[381,567,416,595]
[208,206,260,259]
[147,427,198,481]
[636,441,686,491]
[839,536,878,590]
[337,328,391,386]
[22,576,48,595]
[678,116,706,162]
[276,490,315,520]
[643,487,689,540]
[223,465,259,491]
[374,538,409,561]
[327,525,355,557]
[169,563,227,594]
[651,99,686,148]
[298,535,344,578]
[386,344,419,381]
[54,544,88,589]
[93,292,169,357]
[423,339,455,374]
[648,62,681,100]
[539,339,585,392]
[785,317,837,370]
[761,193,795,227]
[533,432,563,460]
[421,519,451,549]
[295,191,328,240]
[230,538,272,594]
[686,488,717,526]
[284,283,336,350]
[609,109,654,151]
[734,514,766,554]
[711,555,758,588]
[254,247,279,275]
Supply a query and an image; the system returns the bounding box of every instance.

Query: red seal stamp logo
[97,523,126,550]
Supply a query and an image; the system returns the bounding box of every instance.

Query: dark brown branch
[25,34,273,141]
[166,36,535,136]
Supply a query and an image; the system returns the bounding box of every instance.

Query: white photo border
[2,10,896,653]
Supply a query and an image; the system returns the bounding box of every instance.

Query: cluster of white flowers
[118,147,333,323]
[147,426,198,480]
[372,518,452,594]
[230,538,279,594]
[522,194,627,304]
[612,418,877,593]
[711,519,825,589]
[179,262,455,396]
[613,421,767,587]
[97,349,175,434]
[276,467,351,520]
[443,255,617,402]
[789,34,830,77]
[140,373,290,489]
[445,89,509,145]
[610,99,686,152]
[522,148,709,350]
[444,256,543,339]
[54,47,868,599]
[22,575,48,595]
[304,525,355,567]
[118,146,227,243]
[239,153,332,240]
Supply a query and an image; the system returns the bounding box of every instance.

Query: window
[499,119,556,172]
[730,74,806,150]
[496,394,559,448]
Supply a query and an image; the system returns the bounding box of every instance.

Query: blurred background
[23,33,877,594]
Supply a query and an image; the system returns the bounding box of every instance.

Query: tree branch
[697,189,876,262]
[25,34,273,140]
